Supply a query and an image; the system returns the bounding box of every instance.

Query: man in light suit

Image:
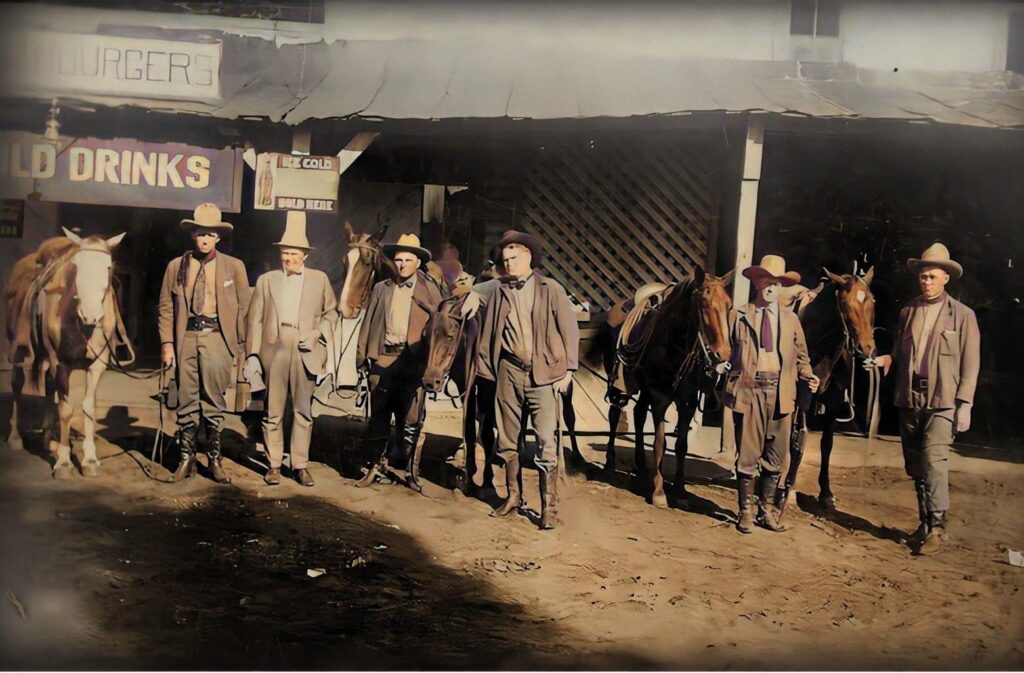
[158,203,251,484]
[245,212,337,487]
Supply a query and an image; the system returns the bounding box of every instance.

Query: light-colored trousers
[899,408,953,512]
[732,378,793,478]
[177,329,233,430]
[495,359,560,472]
[264,326,316,470]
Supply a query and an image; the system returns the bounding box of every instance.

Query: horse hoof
[53,465,75,480]
[819,494,837,510]
[675,493,691,511]
[652,493,669,509]
[81,461,101,478]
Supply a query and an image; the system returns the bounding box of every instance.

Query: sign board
[0,200,24,239]
[254,152,340,213]
[2,30,221,102]
[0,133,243,212]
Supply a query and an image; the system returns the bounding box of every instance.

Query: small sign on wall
[254,152,340,213]
[0,200,24,238]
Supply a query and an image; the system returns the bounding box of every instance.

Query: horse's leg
[672,397,698,506]
[650,401,670,509]
[778,408,807,514]
[605,403,621,472]
[633,390,649,476]
[562,383,582,471]
[8,366,25,450]
[478,380,497,491]
[52,365,74,479]
[80,359,106,477]
[818,410,837,509]
[461,383,478,494]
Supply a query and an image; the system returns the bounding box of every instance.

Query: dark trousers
[899,407,953,512]
[364,350,426,466]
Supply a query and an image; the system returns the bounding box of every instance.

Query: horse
[778,267,878,512]
[338,222,389,320]
[422,294,582,497]
[602,267,734,509]
[5,228,128,478]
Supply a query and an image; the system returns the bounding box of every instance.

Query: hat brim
[273,242,314,251]
[493,233,545,266]
[181,219,233,235]
[382,244,431,263]
[907,258,962,280]
[742,266,800,287]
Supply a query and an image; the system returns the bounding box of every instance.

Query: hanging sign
[0,200,24,239]
[0,132,243,212]
[254,152,340,213]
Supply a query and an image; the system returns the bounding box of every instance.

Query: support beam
[337,131,379,175]
[731,114,765,307]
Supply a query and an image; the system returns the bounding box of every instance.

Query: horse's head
[422,296,467,393]
[63,228,125,326]
[339,222,386,319]
[693,267,733,364]
[825,267,877,358]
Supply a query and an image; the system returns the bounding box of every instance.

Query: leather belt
[280,322,298,329]
[382,342,407,355]
[753,371,780,388]
[186,316,220,331]
[912,374,929,392]
[501,351,533,371]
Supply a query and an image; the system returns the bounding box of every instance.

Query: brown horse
[603,267,734,508]
[5,228,128,478]
[779,267,878,512]
[338,222,389,319]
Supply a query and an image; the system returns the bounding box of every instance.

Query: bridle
[424,298,470,402]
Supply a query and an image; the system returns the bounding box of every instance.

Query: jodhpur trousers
[176,329,233,431]
[365,350,427,463]
[495,358,560,473]
[732,375,793,479]
[899,407,953,512]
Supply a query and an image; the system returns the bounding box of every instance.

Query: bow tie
[506,279,527,290]
[399,280,414,289]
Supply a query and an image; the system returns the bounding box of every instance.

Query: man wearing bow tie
[461,230,579,530]
[356,233,445,492]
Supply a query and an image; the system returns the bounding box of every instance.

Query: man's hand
[242,355,265,392]
[297,335,315,352]
[806,375,820,394]
[714,361,731,376]
[866,354,893,376]
[553,372,573,395]
[461,291,482,319]
[955,402,972,435]
[161,343,175,369]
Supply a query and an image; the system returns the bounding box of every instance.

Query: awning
[12,36,1024,129]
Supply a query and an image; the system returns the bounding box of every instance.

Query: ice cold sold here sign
[0,133,243,212]
[254,153,340,213]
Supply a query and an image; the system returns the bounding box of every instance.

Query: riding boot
[207,425,232,484]
[909,480,929,543]
[490,453,522,517]
[758,472,786,532]
[539,464,561,530]
[355,436,389,488]
[404,422,425,493]
[917,511,947,556]
[171,423,198,482]
[736,475,756,534]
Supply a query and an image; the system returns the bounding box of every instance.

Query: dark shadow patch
[795,491,908,545]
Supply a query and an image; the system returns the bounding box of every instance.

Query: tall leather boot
[918,511,947,556]
[171,423,198,482]
[404,422,425,493]
[355,436,389,488]
[736,475,756,534]
[207,425,232,484]
[910,480,929,543]
[759,472,786,532]
[539,463,560,530]
[490,453,522,517]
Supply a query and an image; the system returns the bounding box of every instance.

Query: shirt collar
[285,265,305,277]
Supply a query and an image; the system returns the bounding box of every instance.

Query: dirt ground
[0,372,1022,670]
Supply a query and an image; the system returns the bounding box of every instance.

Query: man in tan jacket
[725,255,818,534]
[245,212,337,487]
[463,230,579,530]
[158,203,251,483]
[872,243,980,555]
[355,233,445,492]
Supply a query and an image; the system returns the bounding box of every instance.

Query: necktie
[192,259,208,314]
[760,308,774,353]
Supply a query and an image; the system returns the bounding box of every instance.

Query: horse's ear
[693,266,706,285]
[824,268,845,285]
[344,221,355,241]
[862,266,875,287]
[720,268,735,287]
[373,224,388,241]
[105,232,127,250]
[62,227,82,244]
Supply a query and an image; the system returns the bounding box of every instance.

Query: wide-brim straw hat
[180,202,233,235]
[907,242,963,279]
[273,211,314,251]
[493,229,544,267]
[382,233,431,264]
[741,254,801,287]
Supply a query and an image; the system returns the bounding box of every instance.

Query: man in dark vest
[872,243,980,555]
[356,233,445,492]
[158,203,251,483]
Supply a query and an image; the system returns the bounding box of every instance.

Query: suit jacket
[476,273,580,386]
[357,270,445,364]
[245,267,337,374]
[157,252,251,359]
[724,302,814,415]
[892,294,980,410]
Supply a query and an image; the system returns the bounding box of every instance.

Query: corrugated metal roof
[17,37,1024,128]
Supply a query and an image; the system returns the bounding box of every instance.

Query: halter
[425,298,471,404]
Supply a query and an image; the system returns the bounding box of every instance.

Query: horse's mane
[800,280,844,367]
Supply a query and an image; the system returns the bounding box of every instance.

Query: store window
[791,0,840,37]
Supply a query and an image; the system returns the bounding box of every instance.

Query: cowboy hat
[493,229,544,266]
[907,242,963,279]
[741,254,801,287]
[180,202,233,235]
[382,233,431,264]
[273,211,313,251]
